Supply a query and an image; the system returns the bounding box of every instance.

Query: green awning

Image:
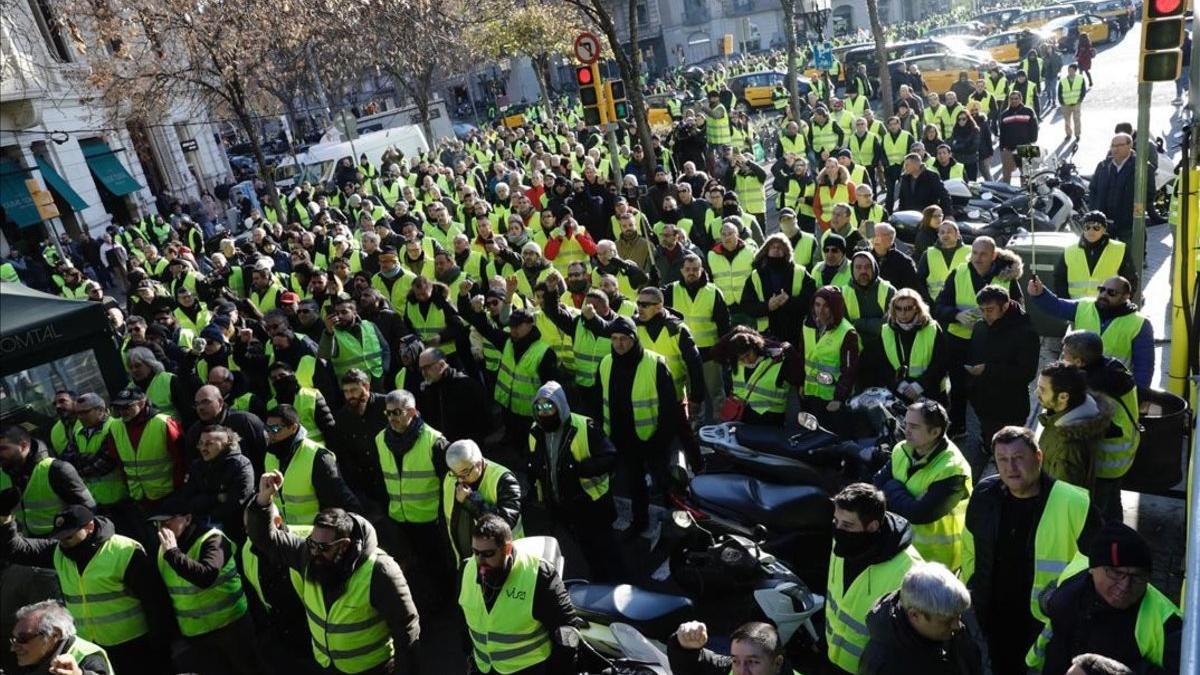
[34,155,87,212]
[79,138,141,197]
[0,159,41,228]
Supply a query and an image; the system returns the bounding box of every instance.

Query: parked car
[1038,13,1123,52]
[975,30,1044,63]
[1084,0,1137,30]
[841,38,990,93]
[1007,4,1077,29]
[974,7,1025,28]
[891,53,1015,94]
[926,21,988,37]
[727,70,810,111]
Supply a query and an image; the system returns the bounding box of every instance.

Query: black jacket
[245,504,421,669]
[1088,153,1155,242]
[415,368,496,445]
[0,516,175,637]
[860,591,984,675]
[897,167,952,214]
[266,428,362,516]
[17,635,111,675]
[2,442,95,511]
[331,393,390,504]
[1052,234,1139,297]
[526,394,616,508]
[873,438,970,526]
[998,104,1039,149]
[184,409,269,475]
[964,473,1101,628]
[967,301,1041,423]
[445,459,522,565]
[871,245,921,293]
[1042,570,1182,675]
[164,446,255,543]
[739,257,815,346]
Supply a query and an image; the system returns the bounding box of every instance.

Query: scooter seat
[691,474,832,532]
[733,424,839,456]
[569,583,696,637]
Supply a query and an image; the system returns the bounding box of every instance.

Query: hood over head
[814,285,847,324]
[534,381,570,423]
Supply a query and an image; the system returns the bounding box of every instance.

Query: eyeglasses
[893,304,917,312]
[305,536,349,554]
[532,400,556,414]
[265,424,284,433]
[452,465,476,481]
[1102,567,1149,585]
[1097,286,1124,297]
[10,631,44,645]
[384,408,408,417]
[472,547,499,558]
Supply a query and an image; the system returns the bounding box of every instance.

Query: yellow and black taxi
[643,92,684,128]
[1007,4,1077,29]
[974,7,1025,28]
[975,29,1043,63]
[1082,0,1136,31]
[892,53,1014,94]
[1038,13,1123,51]
[840,38,989,92]
[927,21,988,38]
[727,70,810,111]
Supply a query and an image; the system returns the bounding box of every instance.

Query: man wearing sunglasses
[109,387,183,508]
[11,600,113,675]
[1053,211,1139,301]
[1034,522,1181,675]
[246,473,421,675]
[1028,274,1153,391]
[263,405,360,526]
[459,514,581,675]
[442,439,523,566]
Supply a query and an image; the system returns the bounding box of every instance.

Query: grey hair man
[859,562,983,675]
[441,440,522,565]
[12,600,113,674]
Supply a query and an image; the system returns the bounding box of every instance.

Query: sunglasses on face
[1098,287,1123,297]
[636,300,658,308]
[532,400,556,414]
[10,631,44,645]
[306,537,348,554]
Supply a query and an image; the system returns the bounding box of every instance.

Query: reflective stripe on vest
[638,324,686,399]
[841,281,894,321]
[572,319,610,388]
[442,461,524,561]
[947,268,979,339]
[706,113,731,146]
[0,457,65,536]
[600,351,662,441]
[1063,240,1125,299]
[377,425,443,524]
[332,322,385,379]
[883,131,913,166]
[460,538,553,673]
[732,359,789,414]
[1059,76,1084,105]
[735,173,766,215]
[891,441,973,570]
[302,551,394,673]
[495,340,551,417]
[826,545,921,672]
[54,535,149,646]
[1093,387,1142,479]
[265,439,322,526]
[707,247,755,306]
[111,414,175,501]
[802,320,854,400]
[881,322,941,381]
[529,413,610,501]
[406,301,457,356]
[669,283,720,348]
[849,132,878,167]
[1071,300,1144,370]
[924,246,970,299]
[73,418,128,505]
[158,528,248,636]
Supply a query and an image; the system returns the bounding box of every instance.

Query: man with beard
[331,369,390,507]
[263,405,360,526]
[268,362,335,445]
[458,514,581,675]
[825,483,922,675]
[47,389,79,455]
[843,252,897,389]
[320,294,391,389]
[247,475,421,675]
[370,246,416,315]
[0,425,94,537]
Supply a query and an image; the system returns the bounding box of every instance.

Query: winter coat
[998,105,1039,149]
[897,167,953,214]
[1088,153,1155,242]
[949,125,981,167]
[1036,394,1116,491]
[416,367,497,445]
[966,300,1040,425]
[525,381,617,507]
[933,249,1026,335]
[859,591,984,675]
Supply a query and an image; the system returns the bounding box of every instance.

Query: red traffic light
[1148,0,1186,17]
[575,66,595,86]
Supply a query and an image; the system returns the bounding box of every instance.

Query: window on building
[635,0,649,24]
[27,0,73,62]
[832,5,854,36]
[732,0,754,13]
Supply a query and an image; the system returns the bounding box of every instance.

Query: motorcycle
[574,622,672,675]
[667,390,902,586]
[570,514,824,660]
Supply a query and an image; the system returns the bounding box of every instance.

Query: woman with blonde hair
[881,288,949,406]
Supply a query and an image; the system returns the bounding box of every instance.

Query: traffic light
[576,64,606,126]
[606,79,629,121]
[1139,0,1190,82]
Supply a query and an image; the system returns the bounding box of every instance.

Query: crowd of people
[0,4,1187,673]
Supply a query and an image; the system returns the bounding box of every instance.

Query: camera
[1016,144,1041,160]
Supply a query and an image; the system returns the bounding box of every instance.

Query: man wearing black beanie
[1037,522,1182,674]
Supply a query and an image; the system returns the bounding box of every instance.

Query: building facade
[0,0,229,249]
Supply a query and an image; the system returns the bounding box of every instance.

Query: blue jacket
[1029,288,1154,389]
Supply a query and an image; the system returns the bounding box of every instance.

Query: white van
[274,125,428,189]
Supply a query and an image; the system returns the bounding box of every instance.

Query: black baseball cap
[49,505,95,540]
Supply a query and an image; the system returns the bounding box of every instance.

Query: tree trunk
[781,0,801,121]
[415,68,436,145]
[867,0,894,117]
[234,106,281,219]
[596,0,656,178]
[532,54,553,119]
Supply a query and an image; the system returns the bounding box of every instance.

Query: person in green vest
[375,388,451,602]
[596,317,679,537]
[873,401,973,572]
[825,483,922,674]
[127,347,187,422]
[881,290,950,407]
[801,285,858,434]
[11,599,114,675]
[526,381,619,580]
[458,515,581,674]
[727,153,769,230]
[813,234,852,288]
[1036,522,1182,674]
[930,143,967,182]
[703,94,732,161]
[152,506,264,674]
[61,394,128,510]
[665,254,731,425]
[859,561,983,675]
[843,252,896,389]
[1052,211,1138,300]
[669,619,799,674]
[267,362,333,444]
[264,405,360,526]
[0,424,95,539]
[48,390,80,456]
[722,330,797,427]
[1033,361,1119,495]
[962,425,1100,675]
[319,294,391,390]
[916,220,969,303]
[442,439,523,566]
[742,234,815,346]
[110,387,183,507]
[0,504,174,672]
[246,474,421,674]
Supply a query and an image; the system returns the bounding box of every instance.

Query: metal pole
[1182,397,1200,673]
[606,124,623,185]
[1132,81,1152,277]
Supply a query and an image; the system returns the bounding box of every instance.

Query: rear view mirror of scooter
[795,412,820,431]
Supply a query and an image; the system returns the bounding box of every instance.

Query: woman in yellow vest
[881,290,950,407]
[813,161,855,232]
[802,287,859,435]
[725,330,795,426]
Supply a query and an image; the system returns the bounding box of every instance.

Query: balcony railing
[682,6,711,25]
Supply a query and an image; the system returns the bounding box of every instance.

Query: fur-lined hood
[1041,392,1115,441]
[991,248,1024,282]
